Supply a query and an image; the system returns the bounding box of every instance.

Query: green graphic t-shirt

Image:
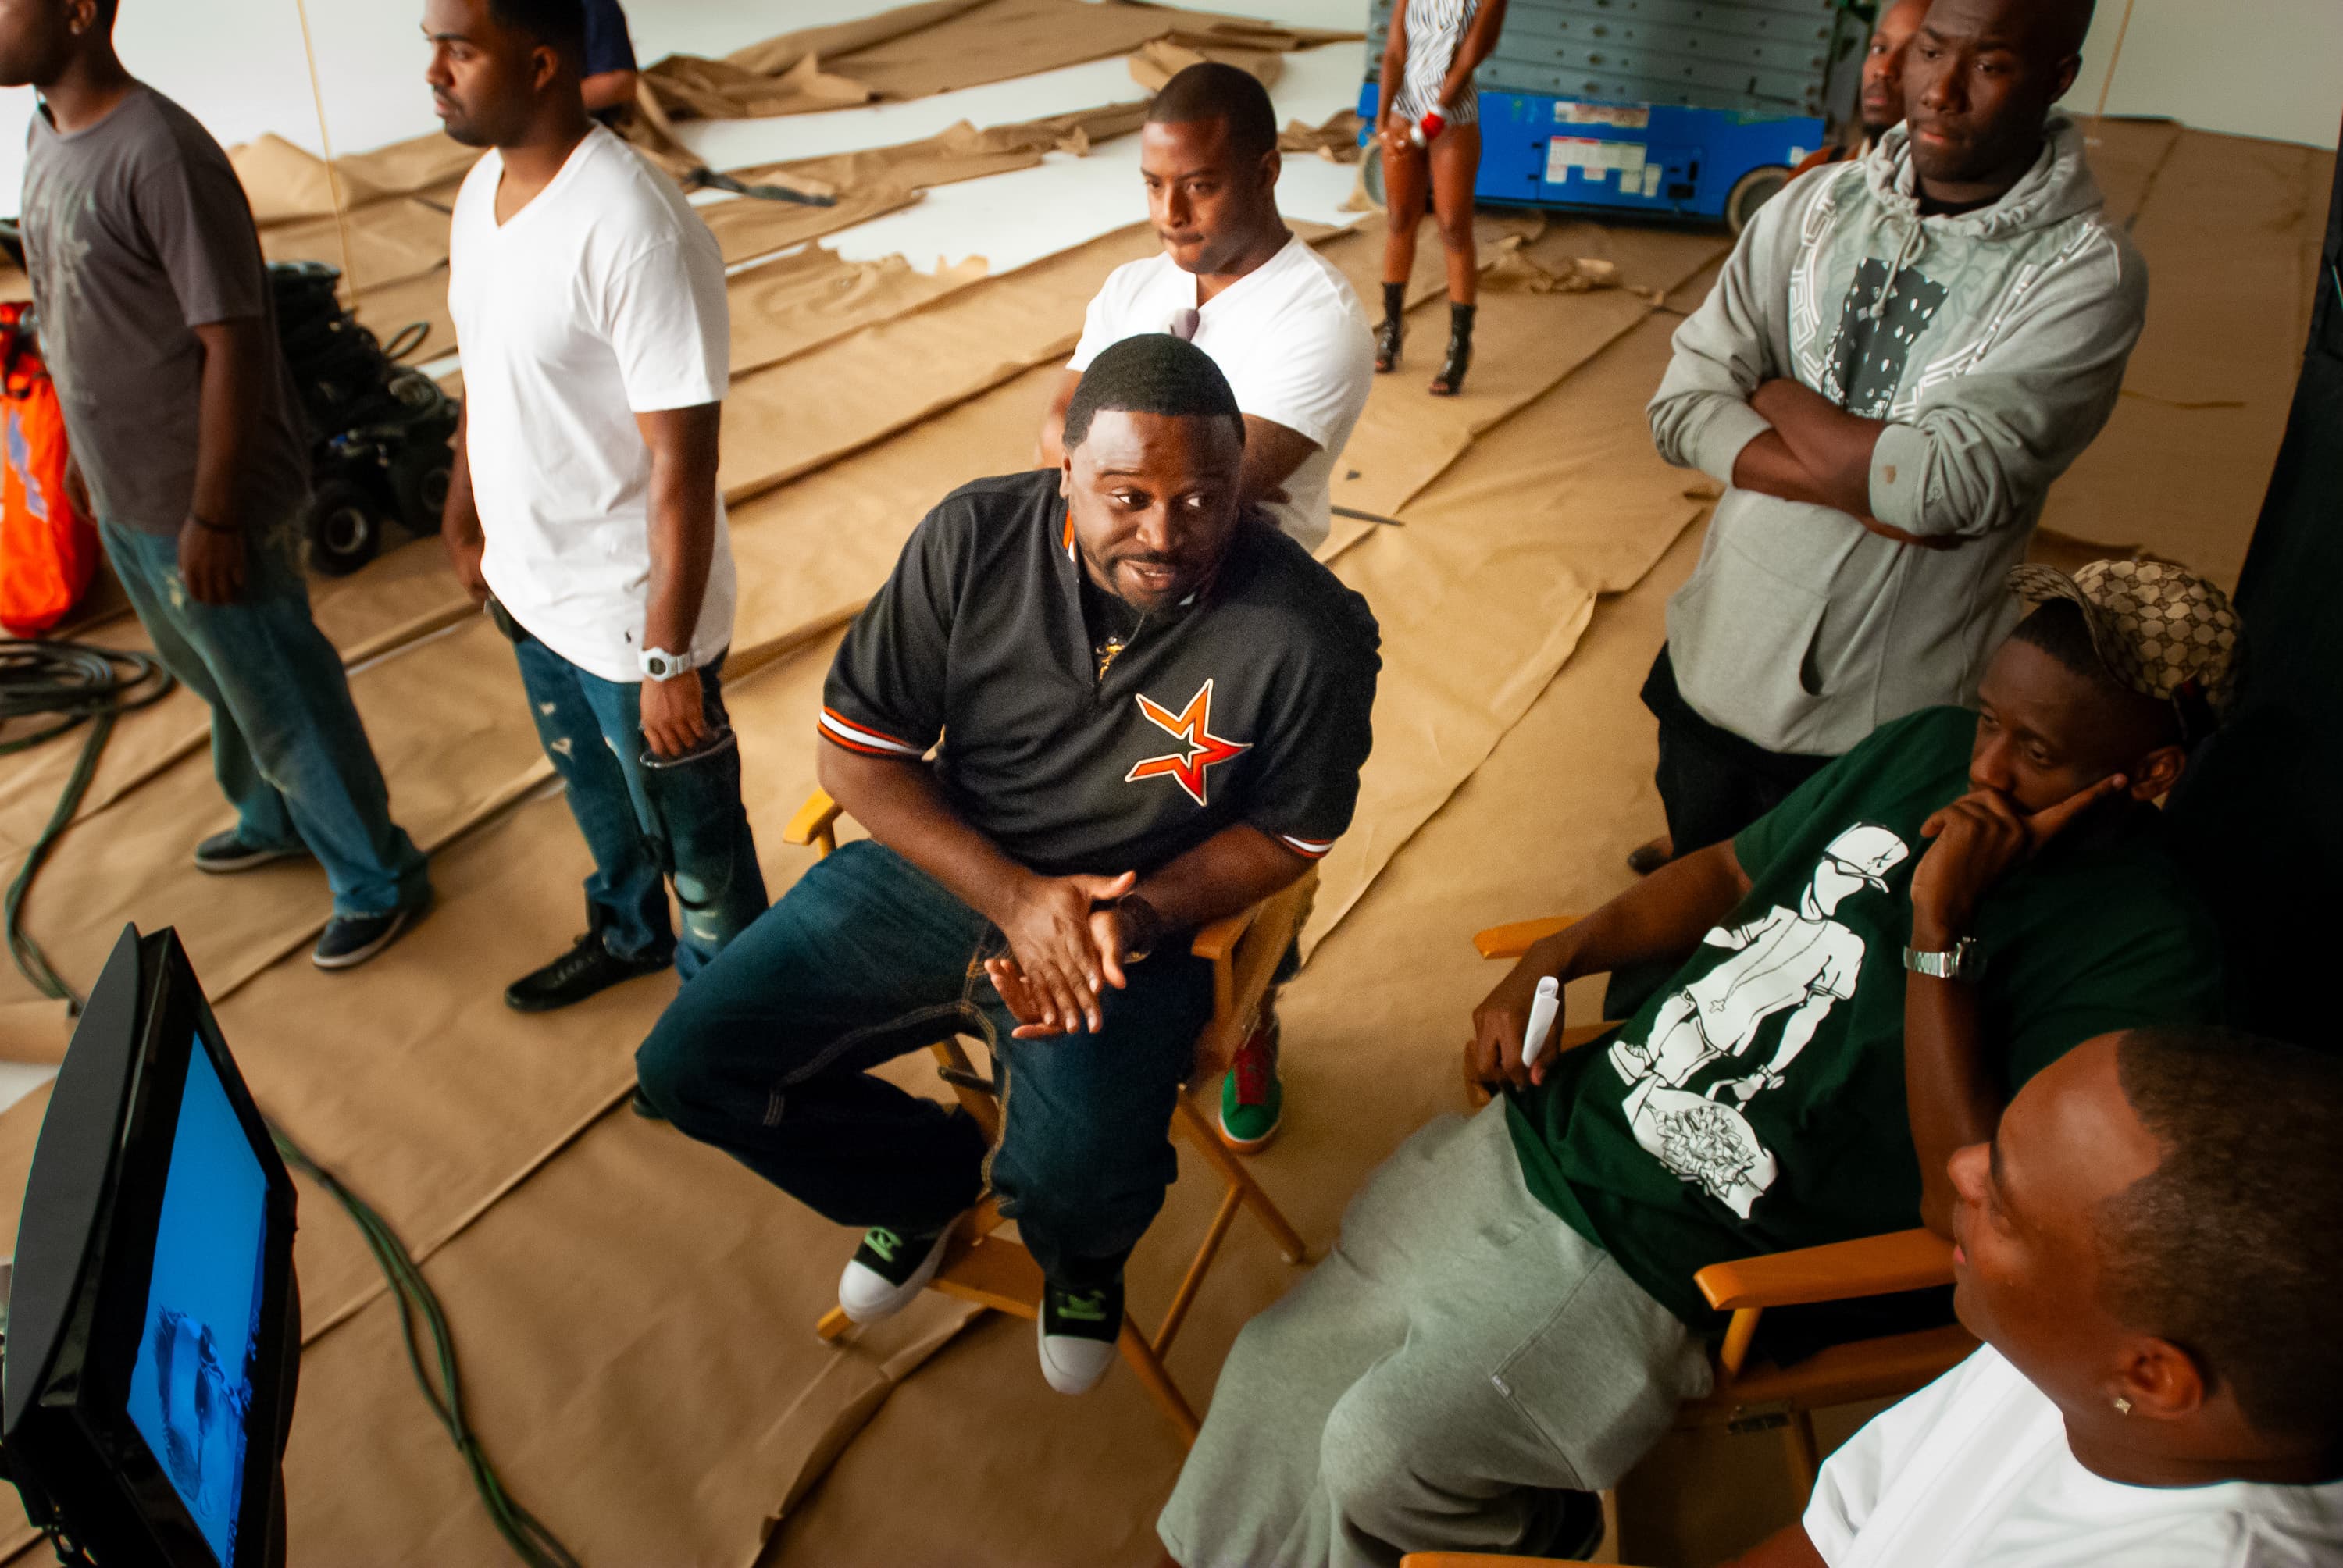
[1507,706,2223,1328]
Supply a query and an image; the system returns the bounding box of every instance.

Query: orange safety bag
[0,301,98,636]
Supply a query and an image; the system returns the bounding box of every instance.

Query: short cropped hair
[490,0,587,59]
[1147,62,1278,162]
[2099,1025,2343,1442]
[1063,333,1245,452]
[2007,599,2182,747]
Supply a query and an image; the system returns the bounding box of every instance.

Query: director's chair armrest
[785,789,844,856]
[1473,916,1580,960]
[1696,1228,1954,1313]
[1696,1228,1956,1382]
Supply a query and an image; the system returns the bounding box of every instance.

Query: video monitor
[2,926,297,1568]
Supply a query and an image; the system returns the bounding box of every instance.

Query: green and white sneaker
[837,1222,953,1324]
[1218,1014,1283,1153]
[1037,1278,1123,1395]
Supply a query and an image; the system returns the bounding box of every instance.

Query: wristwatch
[639,646,702,682]
[1904,937,1985,983]
[1113,893,1164,963]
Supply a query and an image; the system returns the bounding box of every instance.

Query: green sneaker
[837,1222,952,1324]
[1037,1278,1123,1394]
[1218,1014,1283,1154]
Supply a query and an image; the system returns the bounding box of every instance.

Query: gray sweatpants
[1158,1103,1712,1568]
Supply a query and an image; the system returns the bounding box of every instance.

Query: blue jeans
[634,839,1215,1288]
[511,637,766,979]
[100,519,429,919]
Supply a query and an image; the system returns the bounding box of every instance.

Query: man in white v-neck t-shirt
[429,0,765,1013]
[1724,1026,2343,1568]
[1040,63,1374,558]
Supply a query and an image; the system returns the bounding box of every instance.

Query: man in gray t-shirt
[4,0,430,970]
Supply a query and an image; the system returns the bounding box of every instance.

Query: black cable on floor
[1,635,580,1568]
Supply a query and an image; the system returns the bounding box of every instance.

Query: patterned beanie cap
[2006,559,2243,736]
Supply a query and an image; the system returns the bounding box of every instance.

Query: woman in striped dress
[1375,0,1510,395]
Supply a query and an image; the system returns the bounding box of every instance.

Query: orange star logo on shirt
[1125,679,1250,807]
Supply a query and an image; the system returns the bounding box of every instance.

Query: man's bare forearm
[1132,823,1308,935]
[1903,958,2002,1238]
[1530,840,1752,985]
[637,404,721,654]
[818,745,1036,926]
[190,319,266,526]
[1731,429,1846,511]
[1753,377,1886,516]
[442,402,483,545]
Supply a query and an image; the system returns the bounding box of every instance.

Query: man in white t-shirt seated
[1039,62,1375,1156]
[429,0,766,1011]
[1727,1024,2343,1568]
[1039,62,1375,560]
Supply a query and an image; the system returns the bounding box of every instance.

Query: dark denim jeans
[100,519,430,918]
[635,839,1215,1289]
[512,637,766,980]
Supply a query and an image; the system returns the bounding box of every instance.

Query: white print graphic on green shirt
[1608,824,1910,1218]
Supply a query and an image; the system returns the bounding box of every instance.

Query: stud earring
[2113,1396,2133,1416]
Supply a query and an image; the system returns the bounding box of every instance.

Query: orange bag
[0,301,98,636]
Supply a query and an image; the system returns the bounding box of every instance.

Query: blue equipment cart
[1358,0,1869,231]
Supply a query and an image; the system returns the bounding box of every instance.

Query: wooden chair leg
[1174,1099,1308,1264]
[1783,1411,1821,1501]
[1119,1313,1200,1446]
[1153,1184,1245,1360]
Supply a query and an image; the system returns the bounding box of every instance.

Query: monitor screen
[122,1036,271,1568]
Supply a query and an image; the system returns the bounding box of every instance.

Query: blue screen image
[125,1039,269,1568]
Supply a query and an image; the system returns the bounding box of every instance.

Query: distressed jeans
[633,838,1215,1288]
[99,519,430,918]
[511,637,766,979]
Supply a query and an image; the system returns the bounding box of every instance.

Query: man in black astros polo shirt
[636,334,1380,1395]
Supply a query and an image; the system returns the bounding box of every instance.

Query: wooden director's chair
[787,789,1311,1445]
[1468,916,1971,1501]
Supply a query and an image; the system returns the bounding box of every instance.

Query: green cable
[1,636,580,1568]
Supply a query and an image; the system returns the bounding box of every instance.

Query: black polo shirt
[820,469,1381,878]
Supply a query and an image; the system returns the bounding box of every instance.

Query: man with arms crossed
[640,337,1379,1397]
[430,0,765,1010]
[4,0,431,970]
[1162,560,2236,1567]
[1039,61,1375,1155]
[1637,0,2141,875]
[1730,1024,2343,1566]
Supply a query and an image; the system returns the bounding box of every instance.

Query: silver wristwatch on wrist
[1904,936,1985,983]
[639,646,702,682]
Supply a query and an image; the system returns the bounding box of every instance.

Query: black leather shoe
[505,928,671,1013]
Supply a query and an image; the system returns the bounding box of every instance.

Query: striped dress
[1392,0,1482,127]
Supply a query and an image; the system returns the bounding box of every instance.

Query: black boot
[1431,301,1475,397]
[1374,280,1406,372]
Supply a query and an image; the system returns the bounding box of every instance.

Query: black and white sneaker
[193,829,309,875]
[1037,1278,1123,1395]
[837,1223,954,1324]
[312,900,427,971]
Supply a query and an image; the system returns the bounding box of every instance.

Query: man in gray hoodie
[1639,0,2141,866]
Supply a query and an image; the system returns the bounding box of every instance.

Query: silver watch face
[646,655,670,678]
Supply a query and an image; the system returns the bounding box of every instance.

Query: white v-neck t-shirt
[448,123,734,684]
[1807,1347,2343,1566]
[1068,235,1373,554]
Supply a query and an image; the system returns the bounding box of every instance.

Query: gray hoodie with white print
[1648,114,2146,757]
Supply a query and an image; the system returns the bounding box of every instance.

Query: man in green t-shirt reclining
[1158,559,2244,1568]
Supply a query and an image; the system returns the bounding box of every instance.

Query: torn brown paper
[258,195,454,294]
[1280,107,1366,163]
[729,245,991,380]
[230,132,389,226]
[1129,37,1287,93]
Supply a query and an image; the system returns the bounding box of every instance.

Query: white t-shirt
[1068,235,1373,554]
[448,123,734,684]
[1807,1347,2343,1567]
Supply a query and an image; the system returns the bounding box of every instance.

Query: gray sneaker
[193,829,309,875]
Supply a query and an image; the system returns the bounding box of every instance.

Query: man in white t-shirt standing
[1039,62,1375,1156]
[1725,1025,2343,1568]
[429,0,765,1011]
[1040,62,1374,559]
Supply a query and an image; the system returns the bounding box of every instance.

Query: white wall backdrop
[2070,0,2341,150]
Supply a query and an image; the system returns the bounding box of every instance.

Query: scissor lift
[1359,0,1870,231]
